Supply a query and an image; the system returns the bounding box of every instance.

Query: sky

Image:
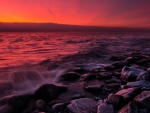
[0,0,150,28]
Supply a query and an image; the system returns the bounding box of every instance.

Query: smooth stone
[127,80,150,88]
[34,84,67,100]
[60,72,80,81]
[119,101,138,113]
[135,59,149,65]
[116,87,141,103]
[104,79,121,84]
[97,72,112,80]
[48,100,62,107]
[71,93,86,99]
[84,85,103,93]
[125,56,138,63]
[0,94,31,111]
[137,71,150,81]
[111,61,130,68]
[0,105,14,113]
[106,83,120,90]
[52,102,69,112]
[134,91,150,109]
[67,98,97,113]
[97,104,114,113]
[33,100,46,111]
[81,73,96,81]
[110,55,126,61]
[108,94,124,109]
[121,66,144,82]
[70,67,86,73]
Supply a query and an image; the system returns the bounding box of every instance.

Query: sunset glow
[0,0,150,28]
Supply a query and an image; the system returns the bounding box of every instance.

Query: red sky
[0,0,150,28]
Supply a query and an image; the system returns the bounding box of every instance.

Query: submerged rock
[121,66,144,82]
[134,91,150,109]
[97,104,114,113]
[127,80,150,88]
[119,101,138,113]
[84,85,104,93]
[71,93,86,100]
[111,61,130,69]
[52,102,69,112]
[67,98,97,113]
[34,84,67,100]
[116,87,141,103]
[59,72,80,81]
[81,73,96,81]
[97,72,112,80]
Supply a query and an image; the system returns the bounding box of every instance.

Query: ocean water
[0,31,150,98]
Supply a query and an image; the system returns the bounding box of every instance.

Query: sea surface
[0,31,150,98]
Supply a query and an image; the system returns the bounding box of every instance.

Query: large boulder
[67,98,97,113]
[134,91,150,110]
[121,66,144,82]
[34,84,67,100]
[127,80,150,88]
[119,101,138,113]
[116,87,141,103]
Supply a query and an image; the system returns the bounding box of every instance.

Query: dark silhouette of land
[0,22,149,32]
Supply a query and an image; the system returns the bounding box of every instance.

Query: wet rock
[84,85,104,93]
[97,104,114,113]
[108,94,124,109]
[70,67,86,74]
[48,100,62,107]
[111,61,130,69]
[106,83,120,90]
[127,80,150,88]
[134,91,150,109]
[0,105,14,113]
[33,100,46,111]
[137,71,150,81]
[125,56,138,63]
[110,55,126,61]
[112,71,121,78]
[81,73,96,81]
[103,65,116,71]
[60,72,80,81]
[121,66,144,82]
[97,72,112,80]
[116,87,141,103]
[104,79,121,84]
[34,84,67,100]
[67,98,97,113]
[138,109,148,113]
[52,102,69,112]
[135,59,149,65]
[119,101,138,113]
[0,94,31,111]
[71,93,86,99]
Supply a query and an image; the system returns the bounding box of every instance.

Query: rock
[111,61,130,69]
[134,91,150,109]
[121,66,144,82]
[110,55,126,61]
[127,80,150,88]
[119,101,138,113]
[81,73,96,81]
[104,79,121,84]
[67,98,97,113]
[104,65,116,71]
[0,94,31,111]
[60,72,80,81]
[84,85,104,93]
[0,105,14,113]
[108,94,124,109]
[33,100,46,111]
[97,72,112,80]
[97,104,114,113]
[138,109,148,113]
[106,83,120,90]
[70,67,86,74]
[135,59,149,65]
[48,100,62,107]
[116,87,141,103]
[137,71,150,81]
[52,102,69,112]
[71,93,86,99]
[34,84,67,100]
[112,71,121,78]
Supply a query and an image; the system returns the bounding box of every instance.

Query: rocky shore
[0,51,150,113]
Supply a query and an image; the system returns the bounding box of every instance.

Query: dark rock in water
[135,59,149,65]
[97,72,112,80]
[71,93,86,100]
[67,98,97,113]
[106,83,120,90]
[10,70,42,84]
[127,80,150,88]
[81,73,96,81]
[34,84,67,100]
[70,67,86,74]
[137,71,150,81]
[119,101,138,113]
[110,55,126,61]
[121,66,144,82]
[138,109,148,113]
[48,100,62,107]
[33,100,46,111]
[0,94,31,111]
[111,61,130,69]
[104,79,121,84]
[116,87,141,103]
[97,104,114,113]
[108,94,124,109]
[134,91,150,109]
[59,72,80,81]
[104,65,116,71]
[0,105,14,113]
[84,85,104,93]
[52,102,69,112]
[112,71,121,78]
